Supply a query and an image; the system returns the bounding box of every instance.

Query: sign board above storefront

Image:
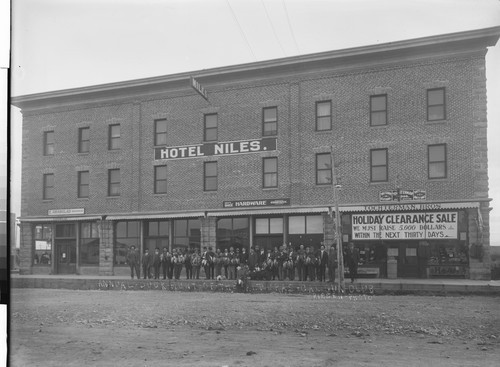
[48,208,85,216]
[351,211,458,240]
[379,189,426,202]
[223,198,291,208]
[190,77,208,100]
[155,138,277,160]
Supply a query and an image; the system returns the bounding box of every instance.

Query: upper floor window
[262,107,278,136]
[204,161,217,191]
[427,88,446,121]
[316,153,332,185]
[370,148,388,182]
[108,168,120,196]
[78,127,90,153]
[316,101,332,131]
[154,119,167,146]
[263,157,278,188]
[370,94,387,126]
[43,131,54,156]
[428,144,447,179]
[43,173,54,200]
[108,124,121,150]
[154,165,167,194]
[78,171,89,198]
[204,114,218,142]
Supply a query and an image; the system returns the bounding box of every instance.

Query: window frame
[262,157,278,188]
[315,100,332,131]
[262,106,278,136]
[154,165,168,194]
[427,87,446,121]
[108,168,121,197]
[428,144,447,179]
[78,170,89,198]
[43,173,54,200]
[78,127,90,153]
[108,124,121,150]
[370,94,388,126]
[204,113,218,142]
[316,153,332,185]
[43,131,54,156]
[370,148,389,183]
[154,119,167,146]
[204,161,217,192]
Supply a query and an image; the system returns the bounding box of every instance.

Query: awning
[207,206,329,217]
[106,211,206,220]
[340,201,481,212]
[19,216,103,223]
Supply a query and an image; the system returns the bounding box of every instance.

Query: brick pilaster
[19,222,33,275]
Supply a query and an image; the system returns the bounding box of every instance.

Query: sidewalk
[10,273,500,295]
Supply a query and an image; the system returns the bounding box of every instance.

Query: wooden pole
[330,146,345,292]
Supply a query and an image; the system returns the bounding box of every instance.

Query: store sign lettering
[223,198,291,208]
[154,138,277,160]
[351,212,458,241]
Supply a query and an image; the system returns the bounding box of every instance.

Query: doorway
[56,239,76,274]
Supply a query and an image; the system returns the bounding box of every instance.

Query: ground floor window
[254,217,283,252]
[115,221,139,265]
[173,219,200,251]
[288,215,323,251]
[144,220,169,253]
[80,222,99,265]
[34,224,52,266]
[217,217,249,252]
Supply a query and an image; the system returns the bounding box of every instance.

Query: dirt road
[10,289,500,366]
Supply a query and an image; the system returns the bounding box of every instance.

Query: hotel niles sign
[154,138,277,160]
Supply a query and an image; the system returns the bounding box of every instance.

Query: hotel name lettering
[352,212,458,240]
[155,138,277,160]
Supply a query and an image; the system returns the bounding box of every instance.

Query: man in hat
[207,246,216,279]
[142,249,152,279]
[346,242,360,283]
[327,244,338,283]
[127,245,140,279]
[317,244,329,282]
[152,248,161,279]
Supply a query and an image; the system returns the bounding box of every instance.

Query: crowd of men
[126,242,361,283]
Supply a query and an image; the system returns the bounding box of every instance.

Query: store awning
[19,216,103,223]
[106,211,206,220]
[207,206,329,217]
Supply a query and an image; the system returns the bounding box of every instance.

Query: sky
[7,0,500,245]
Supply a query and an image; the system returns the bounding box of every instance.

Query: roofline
[11,26,500,109]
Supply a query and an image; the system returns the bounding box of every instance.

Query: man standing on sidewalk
[346,242,360,283]
[127,245,140,279]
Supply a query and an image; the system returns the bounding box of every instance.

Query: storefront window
[254,217,283,252]
[217,217,249,252]
[34,224,52,265]
[80,222,99,265]
[144,220,169,253]
[288,215,323,251]
[173,219,200,251]
[114,221,139,265]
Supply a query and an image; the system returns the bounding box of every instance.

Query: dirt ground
[9,289,500,367]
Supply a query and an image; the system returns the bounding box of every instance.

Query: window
[154,165,167,194]
[144,220,169,254]
[204,161,217,191]
[78,127,90,153]
[43,131,54,156]
[263,157,278,188]
[43,173,54,200]
[370,95,387,126]
[78,171,89,198]
[255,217,283,234]
[108,124,121,150]
[216,218,249,252]
[316,101,332,131]
[55,223,76,238]
[154,119,167,146]
[80,222,99,265]
[108,169,120,196]
[262,107,278,136]
[204,113,218,142]
[34,224,52,266]
[288,215,324,252]
[370,149,388,182]
[316,153,332,185]
[115,221,139,265]
[427,88,446,121]
[428,144,447,179]
[173,219,201,251]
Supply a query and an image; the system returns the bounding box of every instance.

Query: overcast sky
[9,0,500,244]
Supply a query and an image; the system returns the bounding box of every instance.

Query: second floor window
[370,148,388,182]
[370,95,387,126]
[263,157,278,188]
[204,161,217,191]
[204,114,218,142]
[427,88,446,121]
[43,131,54,156]
[154,165,167,194]
[108,124,121,150]
[154,119,167,146]
[262,107,278,136]
[78,127,90,153]
[78,171,89,198]
[316,101,332,131]
[428,144,447,179]
[316,153,332,185]
[43,173,54,200]
[108,169,120,196]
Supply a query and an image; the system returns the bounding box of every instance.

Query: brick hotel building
[12,27,500,279]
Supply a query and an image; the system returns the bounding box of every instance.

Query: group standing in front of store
[126,242,360,283]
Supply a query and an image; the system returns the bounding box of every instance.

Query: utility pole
[330,146,345,292]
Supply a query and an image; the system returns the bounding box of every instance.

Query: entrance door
[56,240,76,274]
[397,243,419,278]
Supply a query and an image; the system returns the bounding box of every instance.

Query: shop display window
[34,224,52,265]
[80,222,99,265]
[114,221,139,265]
[217,217,249,252]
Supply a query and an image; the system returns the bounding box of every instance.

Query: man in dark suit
[248,247,259,271]
[152,248,161,279]
[207,247,216,279]
[346,242,360,283]
[126,245,140,279]
[142,249,152,279]
[327,244,338,283]
[317,244,329,282]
